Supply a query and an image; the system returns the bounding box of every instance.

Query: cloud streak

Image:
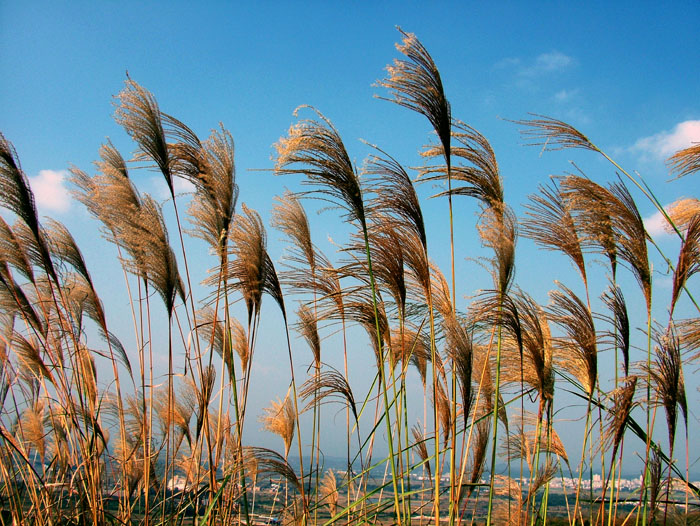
[494,51,574,78]
[28,169,71,214]
[632,120,700,160]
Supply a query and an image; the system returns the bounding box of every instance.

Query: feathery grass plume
[602,376,637,460]
[601,284,631,376]
[678,317,700,362]
[104,391,147,446]
[243,447,303,494]
[261,395,296,458]
[197,307,236,383]
[0,216,35,284]
[0,133,58,284]
[390,326,430,383]
[472,343,508,429]
[467,419,491,496]
[272,190,316,271]
[76,343,98,410]
[295,304,320,368]
[229,316,250,375]
[114,79,201,196]
[666,198,700,232]
[411,424,432,481]
[224,203,286,324]
[667,142,700,179]
[47,418,71,478]
[319,469,339,517]
[70,148,150,281]
[114,79,172,191]
[522,182,587,287]
[429,262,453,321]
[102,330,133,380]
[0,266,43,334]
[399,226,434,314]
[153,385,193,451]
[647,325,688,459]
[16,399,46,464]
[502,413,568,470]
[421,120,504,210]
[365,145,426,249]
[514,114,598,152]
[558,175,618,276]
[45,219,95,290]
[527,458,560,497]
[478,204,517,294]
[647,450,663,523]
[112,435,146,499]
[137,196,186,314]
[406,327,431,388]
[434,380,451,447]
[299,367,358,424]
[492,476,525,526]
[185,125,238,259]
[608,179,652,312]
[549,282,597,396]
[443,314,473,429]
[192,365,217,440]
[11,220,59,289]
[497,292,553,407]
[274,106,365,225]
[12,333,52,382]
[378,27,451,170]
[670,213,700,315]
[355,224,406,317]
[341,291,390,367]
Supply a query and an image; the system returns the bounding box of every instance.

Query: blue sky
[1,2,699,466]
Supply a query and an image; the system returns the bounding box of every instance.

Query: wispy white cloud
[631,120,700,160]
[151,176,196,200]
[174,177,195,194]
[554,89,578,103]
[528,51,573,75]
[495,51,574,77]
[644,209,671,238]
[28,169,71,214]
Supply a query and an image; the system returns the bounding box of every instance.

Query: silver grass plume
[260,395,296,458]
[549,282,597,397]
[274,106,365,226]
[365,145,426,249]
[128,195,185,315]
[299,366,358,425]
[272,191,316,272]
[522,182,587,287]
[515,114,598,152]
[319,470,339,517]
[295,304,320,369]
[670,213,700,316]
[185,125,239,260]
[601,283,631,376]
[114,79,201,197]
[412,424,432,481]
[602,376,637,461]
[223,203,286,323]
[421,120,503,210]
[648,325,688,458]
[378,27,451,171]
[0,215,35,283]
[559,175,618,278]
[667,142,700,179]
[243,447,303,495]
[0,133,58,284]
